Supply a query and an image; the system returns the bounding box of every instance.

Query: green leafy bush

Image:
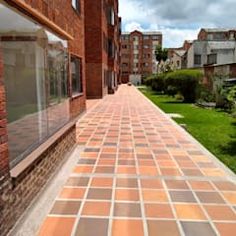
[144,74,165,92]
[165,69,203,102]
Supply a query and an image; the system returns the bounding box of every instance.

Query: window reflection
[0,2,69,167]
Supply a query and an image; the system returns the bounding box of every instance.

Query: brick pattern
[0,126,76,236]
[0,46,10,188]
[39,85,236,236]
[85,0,120,99]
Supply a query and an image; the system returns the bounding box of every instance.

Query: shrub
[144,74,165,92]
[165,69,203,102]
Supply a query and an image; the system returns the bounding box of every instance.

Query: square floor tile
[75,218,109,236]
[65,177,90,187]
[112,219,144,236]
[59,188,86,199]
[174,204,207,220]
[204,205,236,220]
[82,201,111,216]
[114,203,141,217]
[145,204,174,218]
[195,192,225,204]
[78,159,96,165]
[213,181,236,191]
[38,217,75,236]
[160,168,182,176]
[222,192,236,204]
[181,222,216,236]
[118,160,136,166]
[165,180,189,190]
[95,166,115,174]
[91,177,113,187]
[142,190,168,202]
[87,188,112,200]
[147,220,180,236]
[188,181,214,191]
[73,166,93,174]
[117,167,137,175]
[50,201,81,215]
[215,223,236,236]
[115,189,140,201]
[116,178,138,188]
[139,167,159,176]
[169,191,197,203]
[181,168,203,176]
[140,179,163,189]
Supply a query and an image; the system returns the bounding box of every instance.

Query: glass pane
[0,3,69,167]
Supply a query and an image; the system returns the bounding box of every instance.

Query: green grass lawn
[139,86,236,173]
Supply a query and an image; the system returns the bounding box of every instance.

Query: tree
[155,45,168,62]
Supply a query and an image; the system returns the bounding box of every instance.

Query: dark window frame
[70,55,83,96]
[194,54,201,65]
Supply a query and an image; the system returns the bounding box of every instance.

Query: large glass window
[0,2,70,167]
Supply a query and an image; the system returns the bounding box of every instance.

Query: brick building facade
[85,0,121,98]
[198,28,236,41]
[120,30,162,83]
[0,0,86,235]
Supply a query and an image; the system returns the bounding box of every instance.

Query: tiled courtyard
[38,85,236,236]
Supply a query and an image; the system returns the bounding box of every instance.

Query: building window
[104,69,108,87]
[143,45,149,49]
[0,3,70,167]
[107,6,115,25]
[143,36,149,40]
[72,0,80,13]
[207,54,217,64]
[108,39,114,58]
[71,56,83,95]
[152,35,159,40]
[122,44,128,49]
[194,54,201,65]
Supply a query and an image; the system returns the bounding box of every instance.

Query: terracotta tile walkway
[38,85,236,236]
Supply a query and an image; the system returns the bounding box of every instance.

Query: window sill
[71,93,84,99]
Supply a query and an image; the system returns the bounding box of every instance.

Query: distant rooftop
[122,30,162,35]
[173,49,186,57]
[201,28,236,33]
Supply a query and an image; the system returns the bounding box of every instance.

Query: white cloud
[119,0,236,47]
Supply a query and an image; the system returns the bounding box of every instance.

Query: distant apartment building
[85,0,121,98]
[0,0,86,235]
[198,28,236,41]
[120,30,162,83]
[186,28,236,68]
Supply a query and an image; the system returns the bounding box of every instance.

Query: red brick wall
[0,45,10,186]
[85,0,105,98]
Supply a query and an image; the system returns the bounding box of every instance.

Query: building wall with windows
[187,40,236,68]
[85,0,120,99]
[120,30,162,83]
[0,0,86,234]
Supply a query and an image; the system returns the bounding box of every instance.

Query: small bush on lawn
[144,74,166,92]
[165,69,203,102]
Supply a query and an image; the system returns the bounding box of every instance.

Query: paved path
[38,85,236,236]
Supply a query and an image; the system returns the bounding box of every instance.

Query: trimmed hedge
[144,69,203,102]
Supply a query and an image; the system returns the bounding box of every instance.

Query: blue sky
[119,0,236,48]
